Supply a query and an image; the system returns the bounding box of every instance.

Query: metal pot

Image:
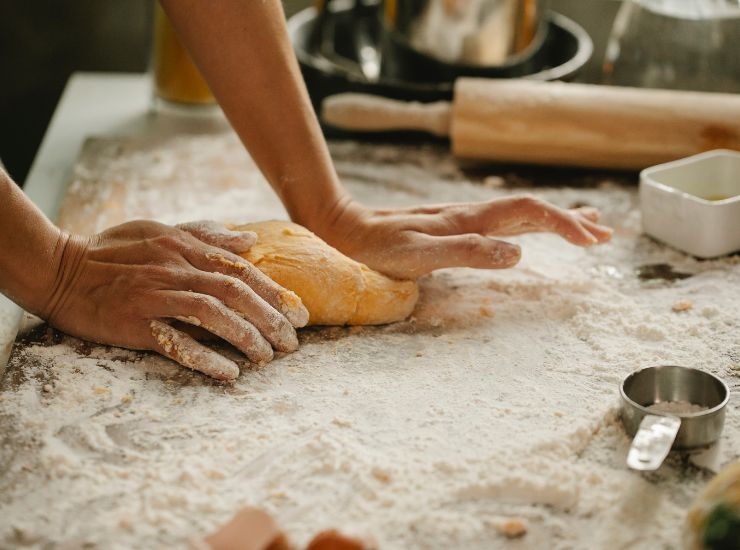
[383,0,549,67]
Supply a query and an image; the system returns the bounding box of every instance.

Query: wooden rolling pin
[321,79,740,170]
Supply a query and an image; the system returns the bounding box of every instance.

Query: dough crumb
[120,394,133,404]
[479,307,493,318]
[269,490,288,502]
[495,518,527,538]
[42,384,53,393]
[371,467,392,484]
[415,351,424,357]
[672,299,693,312]
[93,386,110,395]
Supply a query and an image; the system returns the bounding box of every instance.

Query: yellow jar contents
[152,6,215,105]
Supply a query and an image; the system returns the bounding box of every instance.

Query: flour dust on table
[1,135,738,549]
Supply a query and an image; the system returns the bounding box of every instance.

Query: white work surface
[1,73,739,549]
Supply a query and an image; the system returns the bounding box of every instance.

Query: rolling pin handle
[321,93,452,137]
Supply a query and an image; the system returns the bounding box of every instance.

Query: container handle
[627,414,681,471]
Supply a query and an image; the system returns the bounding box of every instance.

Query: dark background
[0,1,621,185]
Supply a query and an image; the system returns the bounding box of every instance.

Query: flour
[1,136,738,549]
[646,401,708,415]
[0,296,21,376]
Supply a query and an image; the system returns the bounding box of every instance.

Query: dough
[233,220,419,326]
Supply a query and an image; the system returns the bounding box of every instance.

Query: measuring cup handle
[627,414,681,471]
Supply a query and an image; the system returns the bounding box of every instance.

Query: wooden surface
[55,134,272,235]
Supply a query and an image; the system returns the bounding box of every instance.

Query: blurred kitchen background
[0,1,621,185]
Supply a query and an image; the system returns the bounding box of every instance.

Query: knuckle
[152,232,185,252]
[215,273,252,301]
[514,194,539,208]
[461,234,482,251]
[190,293,225,318]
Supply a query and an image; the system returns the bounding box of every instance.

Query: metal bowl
[288,2,593,111]
[383,0,549,68]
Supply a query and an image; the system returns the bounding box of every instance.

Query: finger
[571,206,600,223]
[522,201,600,246]
[162,291,274,366]
[442,197,593,246]
[306,530,373,550]
[149,320,240,381]
[405,233,521,277]
[570,206,613,242]
[578,216,613,243]
[180,271,298,352]
[186,248,309,328]
[177,220,257,254]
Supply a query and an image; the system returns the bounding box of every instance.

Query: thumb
[177,220,257,254]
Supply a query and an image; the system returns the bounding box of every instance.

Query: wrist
[0,172,90,319]
[294,193,359,240]
[36,232,90,323]
[288,185,355,235]
[301,197,375,262]
[0,221,61,317]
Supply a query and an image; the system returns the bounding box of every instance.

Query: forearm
[0,169,68,315]
[160,0,350,230]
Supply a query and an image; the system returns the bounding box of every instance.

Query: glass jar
[151,4,218,113]
[603,0,740,93]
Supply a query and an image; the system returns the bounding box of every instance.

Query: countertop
[1,72,738,549]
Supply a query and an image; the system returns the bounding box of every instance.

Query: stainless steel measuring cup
[620,365,729,471]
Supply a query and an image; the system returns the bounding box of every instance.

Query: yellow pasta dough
[233,220,419,326]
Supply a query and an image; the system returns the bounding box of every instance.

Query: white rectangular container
[639,149,740,258]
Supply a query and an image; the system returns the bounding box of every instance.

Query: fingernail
[503,244,521,265]
[279,291,310,328]
[506,244,521,258]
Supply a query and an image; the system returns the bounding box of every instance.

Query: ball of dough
[232,220,419,326]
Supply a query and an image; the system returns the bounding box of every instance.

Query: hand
[40,220,308,381]
[203,507,369,550]
[312,195,613,279]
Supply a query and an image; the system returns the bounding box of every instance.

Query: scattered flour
[0,136,738,549]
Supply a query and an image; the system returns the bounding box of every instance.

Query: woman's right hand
[39,220,309,381]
